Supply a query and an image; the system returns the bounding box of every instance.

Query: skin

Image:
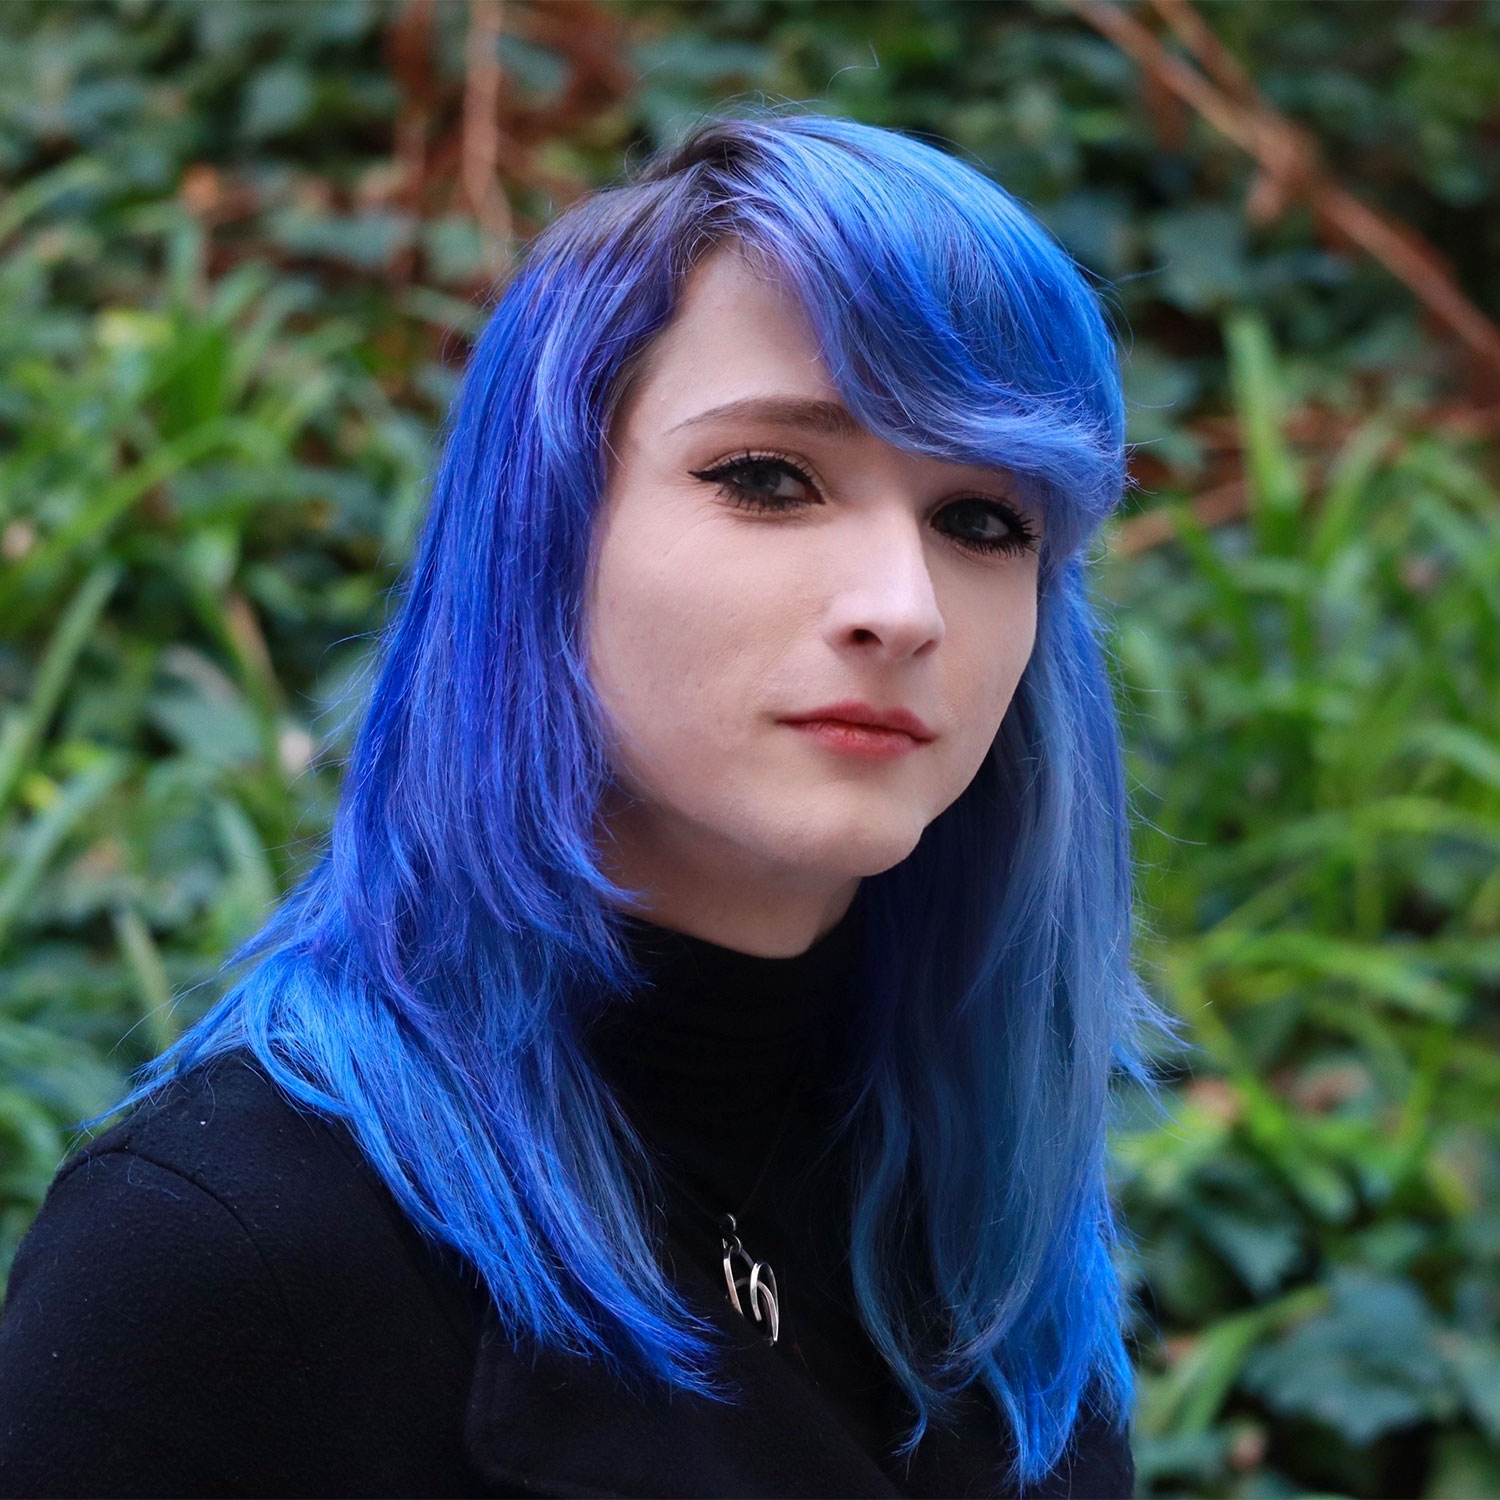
[585,245,1042,958]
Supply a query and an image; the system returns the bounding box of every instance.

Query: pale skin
[586,246,1042,959]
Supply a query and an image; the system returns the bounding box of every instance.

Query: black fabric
[0,896,1134,1499]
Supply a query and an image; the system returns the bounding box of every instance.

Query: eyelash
[688,450,1040,559]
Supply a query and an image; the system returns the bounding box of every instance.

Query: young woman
[0,111,1160,1498]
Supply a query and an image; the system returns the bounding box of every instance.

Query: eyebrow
[665,394,1037,522]
[666,395,867,441]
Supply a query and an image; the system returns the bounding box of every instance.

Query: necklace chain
[652,1054,812,1347]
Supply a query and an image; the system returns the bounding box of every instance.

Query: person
[0,109,1161,1498]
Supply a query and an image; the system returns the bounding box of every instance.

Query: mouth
[782,721,926,762]
[779,703,936,762]
[780,701,936,743]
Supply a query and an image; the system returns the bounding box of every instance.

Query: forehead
[618,248,835,431]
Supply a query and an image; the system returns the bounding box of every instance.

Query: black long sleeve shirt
[0,893,1133,1497]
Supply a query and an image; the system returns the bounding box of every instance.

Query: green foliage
[0,4,444,1268]
[1100,321,1500,1496]
[624,0,1500,475]
[2,3,1498,1496]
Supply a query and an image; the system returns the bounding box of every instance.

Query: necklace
[653,1068,808,1347]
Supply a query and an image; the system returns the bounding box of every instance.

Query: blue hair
[108,110,1164,1487]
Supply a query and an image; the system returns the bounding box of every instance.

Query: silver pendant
[717,1214,779,1345]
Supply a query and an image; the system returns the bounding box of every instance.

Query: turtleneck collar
[585,884,868,1139]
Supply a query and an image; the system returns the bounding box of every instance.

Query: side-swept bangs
[511,113,1126,579]
[640,116,1127,569]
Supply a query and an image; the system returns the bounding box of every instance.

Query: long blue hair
[109,110,1163,1486]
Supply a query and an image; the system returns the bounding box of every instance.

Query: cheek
[994,593,1038,707]
[587,534,768,775]
[948,586,1038,754]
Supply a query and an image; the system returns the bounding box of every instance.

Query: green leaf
[0,754,129,957]
[1446,1333,1500,1443]
[0,561,120,817]
[1147,206,1249,313]
[1225,314,1305,533]
[241,61,315,140]
[1241,1270,1453,1445]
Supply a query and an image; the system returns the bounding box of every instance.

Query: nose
[822,505,945,661]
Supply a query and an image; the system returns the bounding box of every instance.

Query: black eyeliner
[690,451,1039,558]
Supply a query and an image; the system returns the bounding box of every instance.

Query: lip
[780,700,937,743]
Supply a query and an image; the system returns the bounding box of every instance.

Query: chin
[754,807,926,880]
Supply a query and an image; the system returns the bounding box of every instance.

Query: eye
[936,497,1040,559]
[689,452,817,512]
[689,451,1041,559]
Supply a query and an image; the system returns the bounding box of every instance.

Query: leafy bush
[2,3,1498,1495]
[1101,320,1500,1496]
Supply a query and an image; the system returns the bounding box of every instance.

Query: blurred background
[1,2,1497,1495]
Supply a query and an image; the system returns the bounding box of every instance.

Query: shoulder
[63,1046,361,1206]
[28,1048,479,1348]
[43,1051,384,1299]
[0,1050,484,1496]
[0,1055,321,1493]
[2,1051,397,1349]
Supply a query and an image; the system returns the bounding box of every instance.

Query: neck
[587,888,868,1175]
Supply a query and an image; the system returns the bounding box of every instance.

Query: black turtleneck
[589,885,866,1189]
[585,884,894,1456]
[581,891,1135,1500]
[0,882,1135,1497]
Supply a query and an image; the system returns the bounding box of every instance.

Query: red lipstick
[780,700,936,761]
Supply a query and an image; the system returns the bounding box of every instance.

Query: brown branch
[1149,0,1261,109]
[386,0,437,282]
[512,0,637,143]
[388,0,437,214]
[1147,0,1297,221]
[418,0,633,244]
[1062,0,1500,383]
[463,0,514,264]
[1111,479,1247,556]
[1115,395,1500,557]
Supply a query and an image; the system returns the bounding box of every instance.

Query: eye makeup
[688,449,1041,560]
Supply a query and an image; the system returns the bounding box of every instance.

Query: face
[585,246,1042,954]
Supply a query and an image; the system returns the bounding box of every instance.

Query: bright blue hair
[108,110,1163,1487]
